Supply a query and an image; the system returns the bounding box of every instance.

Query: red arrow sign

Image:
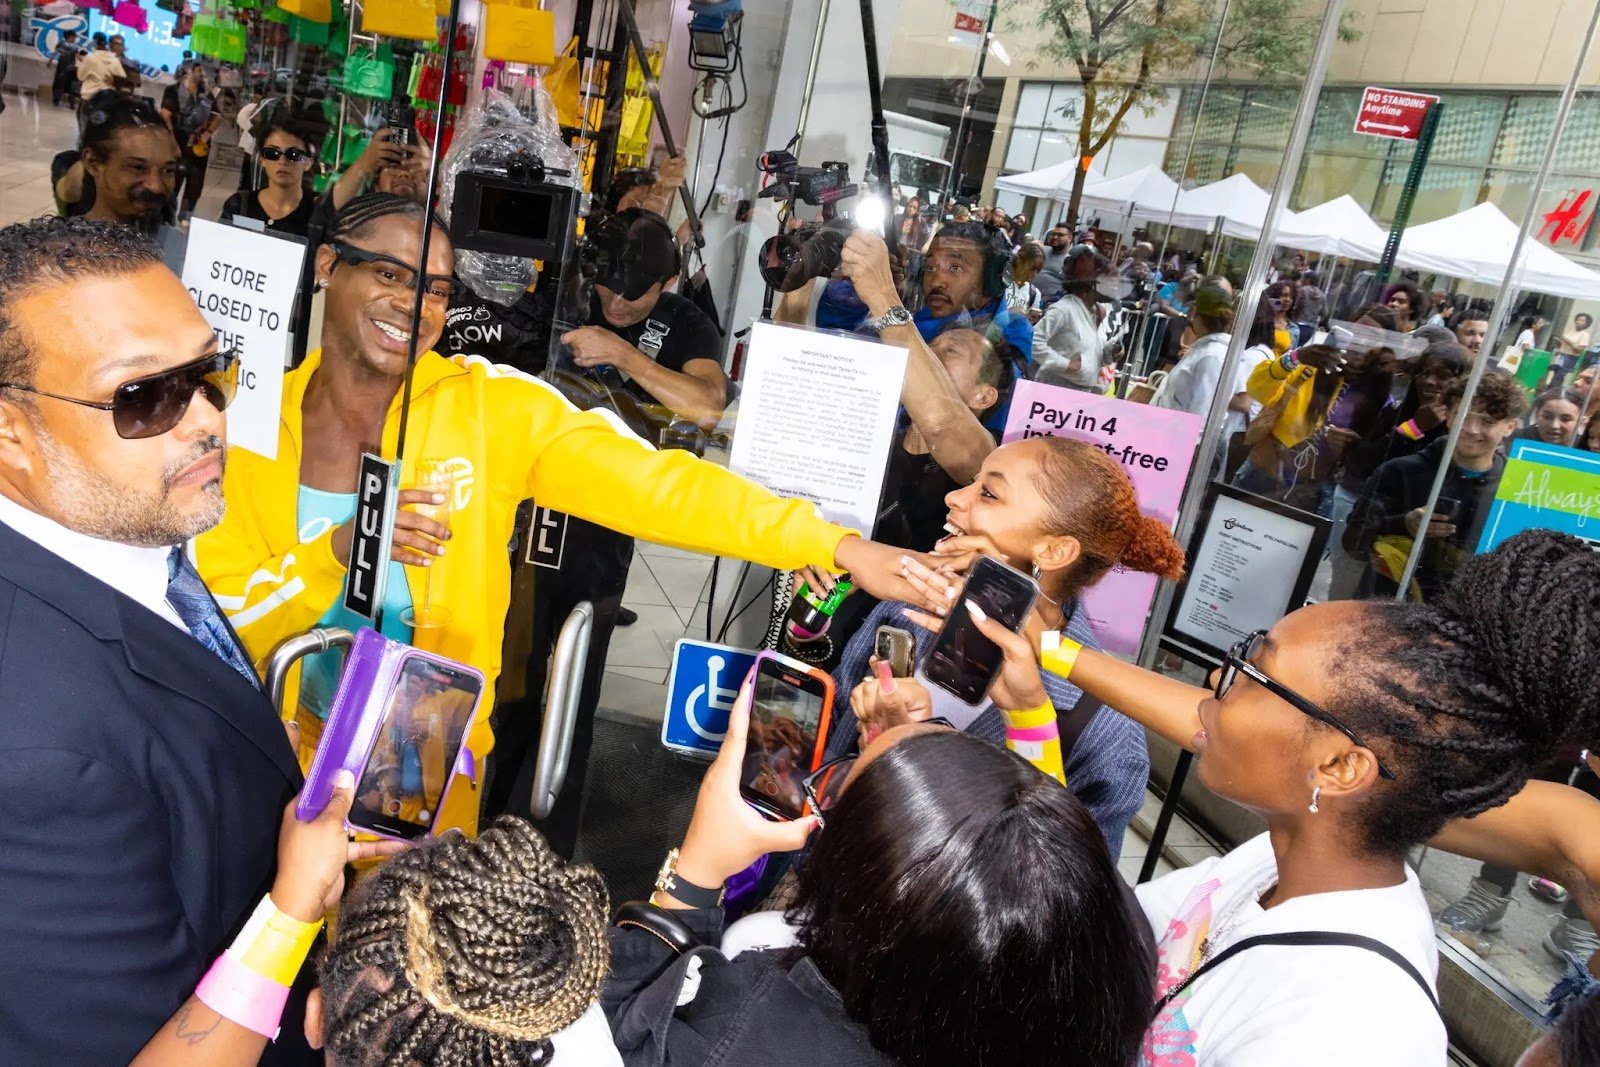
[1354,86,1440,141]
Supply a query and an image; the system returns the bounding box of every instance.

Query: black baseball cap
[588,208,680,300]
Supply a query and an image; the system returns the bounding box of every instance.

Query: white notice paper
[181,219,305,459]
[1173,493,1317,652]
[730,322,909,534]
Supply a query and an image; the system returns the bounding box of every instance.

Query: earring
[1308,786,1321,814]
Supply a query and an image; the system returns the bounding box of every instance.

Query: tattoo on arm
[173,1001,223,1046]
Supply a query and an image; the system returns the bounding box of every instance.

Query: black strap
[614,901,703,956]
[1056,688,1103,760]
[1153,931,1442,1019]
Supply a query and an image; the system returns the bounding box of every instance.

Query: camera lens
[758,233,810,292]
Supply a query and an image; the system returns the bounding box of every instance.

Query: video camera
[451,152,577,265]
[755,151,862,293]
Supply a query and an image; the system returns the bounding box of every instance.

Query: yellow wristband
[1040,631,1083,680]
[1002,701,1057,731]
[231,895,323,987]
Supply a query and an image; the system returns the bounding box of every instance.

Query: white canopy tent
[1274,195,1388,259]
[1077,164,1183,219]
[1132,172,1271,238]
[1385,202,1600,300]
[992,159,1103,201]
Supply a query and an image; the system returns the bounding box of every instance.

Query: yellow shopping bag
[484,2,555,65]
[361,0,436,41]
[278,0,332,24]
[546,37,583,128]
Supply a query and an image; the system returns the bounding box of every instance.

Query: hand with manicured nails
[963,599,1050,713]
[665,677,821,905]
[832,537,957,620]
[849,657,934,745]
[330,489,452,570]
[270,733,406,922]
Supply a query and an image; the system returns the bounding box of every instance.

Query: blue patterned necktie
[166,547,259,686]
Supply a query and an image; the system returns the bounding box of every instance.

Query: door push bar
[530,602,594,820]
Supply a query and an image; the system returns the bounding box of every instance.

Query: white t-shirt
[1152,333,1230,418]
[1135,832,1445,1067]
[1517,328,1537,352]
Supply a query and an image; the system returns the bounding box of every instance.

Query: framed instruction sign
[1162,483,1332,669]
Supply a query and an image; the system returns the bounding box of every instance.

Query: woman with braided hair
[309,816,620,1064]
[896,527,1600,1065]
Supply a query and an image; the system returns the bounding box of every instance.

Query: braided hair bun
[319,816,610,1065]
[1438,529,1600,758]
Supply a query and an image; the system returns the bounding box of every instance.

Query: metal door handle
[530,602,594,820]
[263,628,356,711]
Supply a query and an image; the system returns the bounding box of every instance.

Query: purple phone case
[295,627,484,840]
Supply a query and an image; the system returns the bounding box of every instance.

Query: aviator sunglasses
[0,350,239,439]
[259,145,311,163]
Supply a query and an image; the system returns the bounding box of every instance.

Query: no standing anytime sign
[1354,86,1440,141]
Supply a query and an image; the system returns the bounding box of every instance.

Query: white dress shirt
[0,492,189,632]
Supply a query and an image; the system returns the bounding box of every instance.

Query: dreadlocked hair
[317,816,609,1066]
[1326,530,1600,854]
[328,190,446,246]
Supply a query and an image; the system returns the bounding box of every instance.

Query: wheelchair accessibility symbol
[661,639,759,759]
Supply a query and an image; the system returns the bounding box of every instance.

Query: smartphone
[923,556,1040,705]
[347,654,481,841]
[1435,495,1464,525]
[738,651,834,821]
[389,104,416,147]
[874,625,915,678]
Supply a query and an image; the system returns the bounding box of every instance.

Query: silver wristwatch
[863,305,914,331]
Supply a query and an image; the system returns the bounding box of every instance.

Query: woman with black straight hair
[604,681,1156,1067]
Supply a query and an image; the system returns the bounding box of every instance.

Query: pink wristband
[1005,722,1061,743]
[195,952,289,1039]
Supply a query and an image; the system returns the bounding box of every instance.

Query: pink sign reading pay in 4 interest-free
[1002,380,1203,656]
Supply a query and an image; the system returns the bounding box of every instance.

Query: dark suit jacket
[0,521,302,1064]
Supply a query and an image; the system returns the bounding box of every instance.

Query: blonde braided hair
[319,816,610,1065]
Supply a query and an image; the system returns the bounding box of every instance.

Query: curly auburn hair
[317,817,609,1065]
[1032,436,1186,601]
[1328,529,1600,853]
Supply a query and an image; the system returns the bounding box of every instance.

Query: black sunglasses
[258,145,310,163]
[331,242,455,301]
[800,717,956,822]
[1217,630,1396,781]
[0,350,238,440]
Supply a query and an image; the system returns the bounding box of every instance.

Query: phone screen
[739,656,830,821]
[923,557,1039,705]
[347,656,480,840]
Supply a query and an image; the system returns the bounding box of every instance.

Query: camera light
[854,195,888,235]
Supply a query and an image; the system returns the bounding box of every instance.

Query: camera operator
[486,208,728,855]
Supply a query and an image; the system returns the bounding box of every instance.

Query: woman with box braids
[326,190,445,246]
[316,816,612,1065]
[899,528,1600,1064]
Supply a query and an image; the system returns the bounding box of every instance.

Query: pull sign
[526,505,569,570]
[343,453,398,620]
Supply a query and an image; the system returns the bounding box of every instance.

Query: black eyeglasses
[331,242,455,301]
[258,145,310,163]
[800,717,956,821]
[0,350,238,439]
[1217,630,1396,781]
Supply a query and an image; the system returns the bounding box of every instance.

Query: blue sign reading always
[1476,438,1600,553]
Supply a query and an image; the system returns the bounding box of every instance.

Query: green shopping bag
[288,13,330,44]
[343,44,395,99]
[261,5,289,22]
[189,14,219,55]
[215,20,247,63]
